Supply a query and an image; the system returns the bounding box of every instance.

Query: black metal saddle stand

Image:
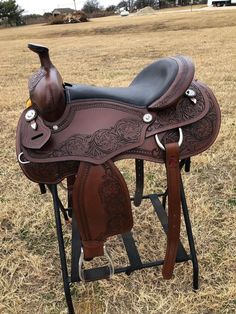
[39,158,199,314]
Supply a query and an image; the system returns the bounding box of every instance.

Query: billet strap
[39,183,46,194]
[72,160,133,260]
[162,142,181,279]
[134,159,144,207]
[66,175,76,210]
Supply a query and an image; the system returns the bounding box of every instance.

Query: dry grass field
[0,8,236,314]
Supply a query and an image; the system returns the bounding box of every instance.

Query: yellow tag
[26,98,32,108]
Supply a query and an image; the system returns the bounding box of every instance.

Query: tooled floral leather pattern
[98,163,132,235]
[47,118,144,160]
[147,83,205,133]
[20,160,79,184]
[125,91,219,162]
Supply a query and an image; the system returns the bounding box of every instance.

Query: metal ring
[18,152,30,164]
[155,128,183,151]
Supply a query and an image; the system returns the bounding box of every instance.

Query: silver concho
[53,125,59,131]
[185,88,197,98]
[143,113,153,123]
[25,109,37,122]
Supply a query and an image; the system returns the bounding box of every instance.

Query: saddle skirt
[16,80,220,184]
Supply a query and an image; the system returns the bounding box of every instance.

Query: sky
[16,0,121,15]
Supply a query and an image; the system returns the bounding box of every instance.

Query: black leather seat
[66,57,179,107]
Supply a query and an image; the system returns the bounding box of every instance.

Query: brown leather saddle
[16,44,221,281]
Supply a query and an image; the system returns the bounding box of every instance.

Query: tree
[127,0,135,11]
[117,1,129,10]
[0,0,24,26]
[117,0,136,11]
[82,0,101,14]
[134,0,159,9]
[105,5,116,12]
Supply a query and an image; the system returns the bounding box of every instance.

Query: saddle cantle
[16,44,221,281]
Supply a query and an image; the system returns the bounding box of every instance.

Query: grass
[0,8,236,314]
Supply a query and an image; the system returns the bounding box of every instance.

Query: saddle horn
[28,43,66,122]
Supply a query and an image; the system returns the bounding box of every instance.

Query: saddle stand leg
[180,180,199,290]
[71,210,82,283]
[50,185,75,314]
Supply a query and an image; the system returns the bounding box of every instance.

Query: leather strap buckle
[78,245,115,282]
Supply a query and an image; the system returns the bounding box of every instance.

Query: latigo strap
[162,142,181,279]
[72,160,133,260]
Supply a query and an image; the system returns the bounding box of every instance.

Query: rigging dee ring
[18,152,30,165]
[155,128,183,151]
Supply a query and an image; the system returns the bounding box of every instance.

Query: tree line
[0,0,207,27]
[0,0,161,26]
[0,0,24,26]
[83,0,160,14]
[81,0,206,14]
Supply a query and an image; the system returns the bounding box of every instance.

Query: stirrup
[78,245,115,282]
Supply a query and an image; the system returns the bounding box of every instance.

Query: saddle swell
[16,44,221,281]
